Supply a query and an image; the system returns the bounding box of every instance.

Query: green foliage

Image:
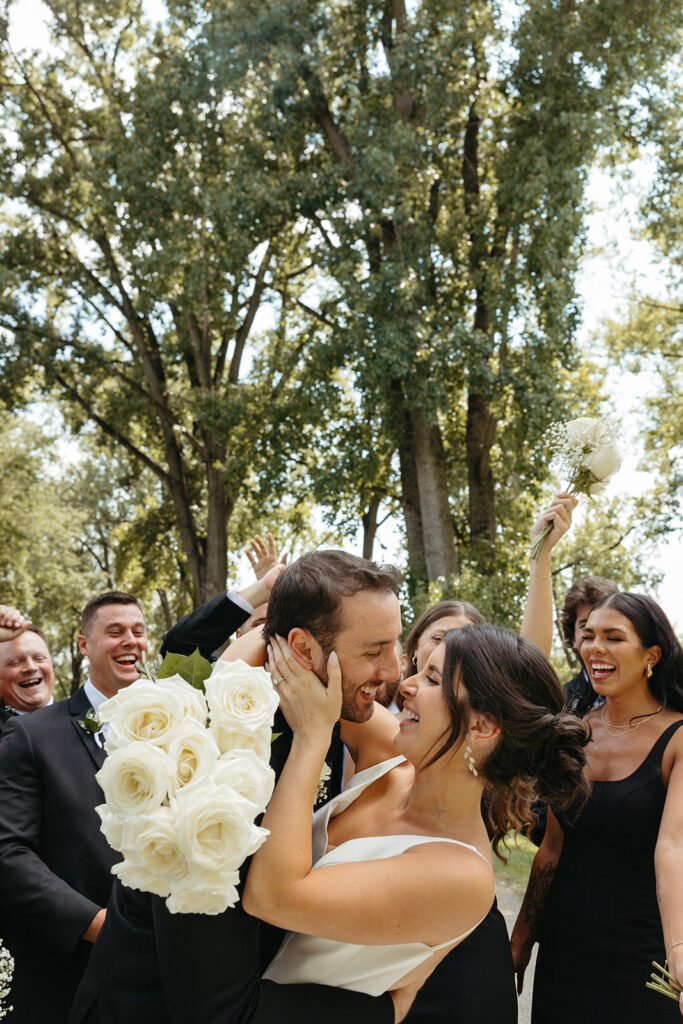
[0,0,680,656]
[158,647,213,689]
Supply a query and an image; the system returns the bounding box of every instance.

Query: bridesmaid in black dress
[511,592,683,1022]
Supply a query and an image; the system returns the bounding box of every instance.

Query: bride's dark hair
[428,625,590,856]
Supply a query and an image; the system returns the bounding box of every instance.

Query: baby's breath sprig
[646,961,682,1004]
[530,417,622,560]
[0,939,14,1020]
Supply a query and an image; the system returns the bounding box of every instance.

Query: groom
[70,549,403,1024]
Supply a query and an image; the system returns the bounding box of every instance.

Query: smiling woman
[512,592,683,1024]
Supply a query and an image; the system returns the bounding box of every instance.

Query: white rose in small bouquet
[210,720,273,761]
[99,681,186,752]
[530,416,622,559]
[214,749,276,814]
[165,870,241,915]
[174,777,269,874]
[97,743,176,817]
[167,721,221,789]
[205,660,279,734]
[112,859,173,899]
[120,806,188,883]
[157,674,208,724]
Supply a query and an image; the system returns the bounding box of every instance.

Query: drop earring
[464,734,478,777]
[645,663,653,680]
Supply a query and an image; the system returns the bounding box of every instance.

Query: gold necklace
[601,703,664,737]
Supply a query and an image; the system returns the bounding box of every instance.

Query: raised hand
[245,532,288,580]
[529,492,577,559]
[268,635,342,740]
[0,604,31,643]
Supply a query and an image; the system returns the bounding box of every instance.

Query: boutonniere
[78,707,101,735]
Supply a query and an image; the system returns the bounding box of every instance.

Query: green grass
[493,833,537,897]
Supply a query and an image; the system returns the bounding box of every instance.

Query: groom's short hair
[264,550,401,654]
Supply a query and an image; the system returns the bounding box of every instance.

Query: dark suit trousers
[70,883,393,1024]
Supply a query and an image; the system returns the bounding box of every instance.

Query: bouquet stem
[529,522,553,562]
[646,961,682,1003]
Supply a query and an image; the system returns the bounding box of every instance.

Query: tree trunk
[396,409,427,581]
[409,408,458,580]
[465,391,496,571]
[361,492,383,561]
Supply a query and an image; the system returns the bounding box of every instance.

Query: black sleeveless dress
[532,719,683,1023]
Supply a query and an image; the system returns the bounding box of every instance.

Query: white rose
[96,743,176,817]
[565,417,604,447]
[582,443,622,481]
[167,721,220,789]
[99,681,185,752]
[112,857,172,898]
[157,674,208,725]
[173,776,269,873]
[210,721,273,761]
[120,807,188,882]
[165,870,241,915]
[96,804,126,851]
[205,660,279,733]
[213,749,275,814]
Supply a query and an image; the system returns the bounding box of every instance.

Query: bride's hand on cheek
[268,636,342,740]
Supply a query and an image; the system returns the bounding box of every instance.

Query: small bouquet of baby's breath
[646,961,682,1005]
[530,416,622,560]
[0,939,14,1020]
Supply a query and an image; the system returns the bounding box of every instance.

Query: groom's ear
[288,628,322,670]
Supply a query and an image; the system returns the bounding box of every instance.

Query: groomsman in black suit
[0,605,55,736]
[0,591,148,1024]
[70,550,403,1024]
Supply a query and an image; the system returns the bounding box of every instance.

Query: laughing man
[0,591,148,1024]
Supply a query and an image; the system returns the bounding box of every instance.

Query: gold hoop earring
[411,654,417,667]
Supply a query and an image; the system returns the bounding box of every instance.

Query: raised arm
[655,730,683,1014]
[510,807,565,994]
[521,493,577,656]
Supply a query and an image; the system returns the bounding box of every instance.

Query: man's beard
[317,651,374,724]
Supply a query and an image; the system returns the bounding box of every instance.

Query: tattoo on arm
[522,863,557,939]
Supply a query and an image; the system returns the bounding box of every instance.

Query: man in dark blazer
[71,550,403,1024]
[0,591,148,1024]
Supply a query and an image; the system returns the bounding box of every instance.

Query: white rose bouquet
[95,654,279,915]
[0,939,13,1021]
[530,416,622,560]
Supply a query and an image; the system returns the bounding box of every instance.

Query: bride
[159,623,590,1023]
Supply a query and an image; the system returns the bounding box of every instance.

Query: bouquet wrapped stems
[646,961,682,1003]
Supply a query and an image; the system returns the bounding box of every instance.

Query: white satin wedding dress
[263,755,492,995]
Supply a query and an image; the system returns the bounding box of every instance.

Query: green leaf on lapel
[158,648,213,690]
[78,707,101,734]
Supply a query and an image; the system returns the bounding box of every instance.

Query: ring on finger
[272,677,285,686]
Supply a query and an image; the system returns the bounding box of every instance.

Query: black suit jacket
[161,592,251,660]
[0,689,121,1024]
[0,705,12,738]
